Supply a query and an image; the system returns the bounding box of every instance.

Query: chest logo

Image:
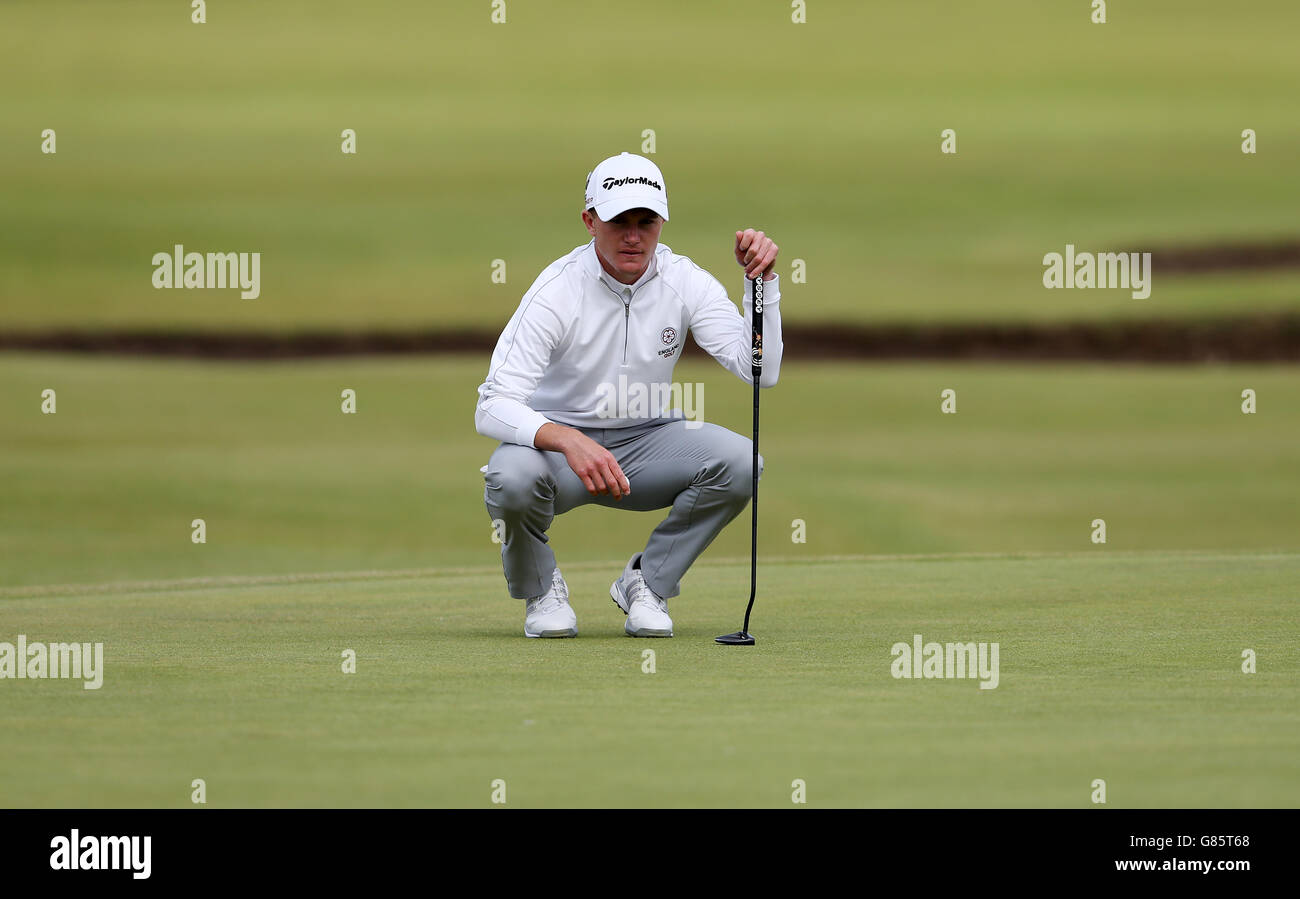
[661,327,677,345]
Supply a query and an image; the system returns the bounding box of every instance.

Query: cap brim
[594,194,669,222]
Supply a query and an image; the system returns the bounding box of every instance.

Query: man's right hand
[534,423,631,500]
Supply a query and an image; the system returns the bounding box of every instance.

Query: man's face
[582,207,663,285]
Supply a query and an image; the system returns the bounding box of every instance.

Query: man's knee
[712,440,763,501]
[484,445,552,512]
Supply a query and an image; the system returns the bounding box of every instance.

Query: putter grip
[751,275,764,381]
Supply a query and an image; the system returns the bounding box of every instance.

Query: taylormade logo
[151,244,261,299]
[1042,244,1152,299]
[602,175,661,191]
[0,634,104,690]
[50,830,151,879]
[890,634,999,689]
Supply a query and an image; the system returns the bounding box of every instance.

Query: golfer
[475,152,783,638]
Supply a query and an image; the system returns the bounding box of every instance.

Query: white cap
[584,152,669,222]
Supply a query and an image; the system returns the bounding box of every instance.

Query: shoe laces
[530,570,568,613]
[629,571,667,613]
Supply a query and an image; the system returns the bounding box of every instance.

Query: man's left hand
[734,229,779,281]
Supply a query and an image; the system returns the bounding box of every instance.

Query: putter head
[715,631,755,646]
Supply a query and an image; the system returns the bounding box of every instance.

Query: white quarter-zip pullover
[475,239,783,447]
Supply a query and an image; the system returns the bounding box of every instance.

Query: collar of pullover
[583,239,659,297]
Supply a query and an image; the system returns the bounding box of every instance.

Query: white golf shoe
[524,568,578,638]
[610,554,674,638]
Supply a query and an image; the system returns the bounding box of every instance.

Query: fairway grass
[3,355,1298,587]
[3,354,1296,806]
[1,552,1296,808]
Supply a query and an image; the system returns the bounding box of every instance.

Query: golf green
[1,551,1295,807]
[1,355,1296,806]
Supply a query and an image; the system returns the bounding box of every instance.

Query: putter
[716,273,763,646]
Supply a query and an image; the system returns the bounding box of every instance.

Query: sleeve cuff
[517,411,551,448]
[745,274,780,305]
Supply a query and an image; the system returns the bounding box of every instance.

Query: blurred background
[3,0,1297,588]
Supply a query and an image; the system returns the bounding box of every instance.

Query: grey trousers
[483,418,763,600]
